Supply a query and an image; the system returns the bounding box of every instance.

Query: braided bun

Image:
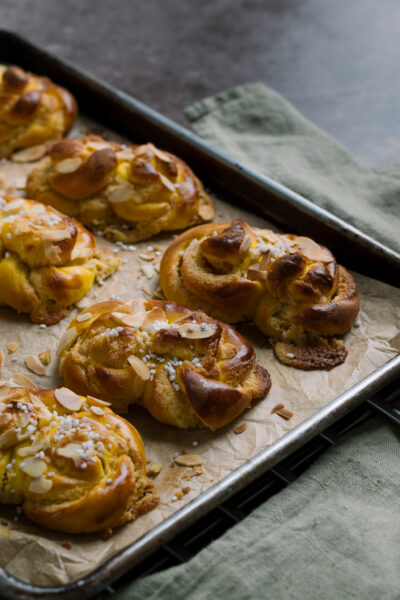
[58,298,271,430]
[26,135,215,242]
[0,387,158,534]
[0,65,77,158]
[160,219,360,370]
[0,196,120,324]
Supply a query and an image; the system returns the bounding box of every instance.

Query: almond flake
[57,442,83,467]
[86,141,112,151]
[141,264,155,279]
[25,355,46,376]
[108,183,133,204]
[55,157,82,174]
[174,454,203,467]
[177,323,215,339]
[127,355,150,381]
[139,252,155,261]
[76,311,92,323]
[21,457,47,477]
[4,198,24,212]
[197,204,215,221]
[0,429,15,449]
[271,403,293,420]
[44,229,71,242]
[7,342,19,354]
[141,307,167,330]
[110,311,145,328]
[11,144,47,163]
[29,203,47,215]
[17,437,48,457]
[90,406,104,416]
[28,476,52,494]
[87,395,111,407]
[153,147,173,163]
[54,387,82,412]
[234,422,248,434]
[70,245,93,260]
[57,327,77,356]
[300,246,333,263]
[38,350,51,366]
[239,234,251,254]
[159,174,175,192]
[260,251,271,270]
[11,374,37,389]
[116,149,134,160]
[247,268,267,281]
[75,297,91,309]
[141,283,151,296]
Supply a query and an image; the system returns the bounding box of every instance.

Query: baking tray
[0,30,399,600]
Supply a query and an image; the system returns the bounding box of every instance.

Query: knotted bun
[0,196,120,324]
[0,387,158,534]
[58,298,271,430]
[0,65,77,158]
[160,219,360,370]
[26,135,215,242]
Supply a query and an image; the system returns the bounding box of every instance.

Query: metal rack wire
[98,376,400,598]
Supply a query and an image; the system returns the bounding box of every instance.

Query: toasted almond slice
[260,251,271,270]
[4,198,24,212]
[141,264,155,279]
[11,144,47,162]
[141,307,167,330]
[141,283,151,296]
[57,442,83,467]
[153,147,173,163]
[108,182,133,204]
[11,374,37,389]
[239,234,251,254]
[0,429,15,449]
[147,462,163,477]
[21,457,47,477]
[17,437,48,457]
[159,173,175,192]
[75,297,91,309]
[44,229,71,242]
[29,202,47,215]
[127,355,150,381]
[197,204,215,221]
[55,157,82,174]
[28,476,52,494]
[275,407,294,421]
[300,246,333,263]
[87,394,111,407]
[116,149,134,160]
[70,244,93,260]
[110,311,145,328]
[54,387,82,412]
[25,355,47,376]
[247,268,267,281]
[174,454,203,467]
[234,422,248,434]
[86,141,112,151]
[0,386,11,399]
[293,236,320,249]
[177,322,215,339]
[38,350,51,366]
[7,342,19,354]
[76,311,92,323]
[57,327,77,356]
[90,405,104,417]
[139,252,155,261]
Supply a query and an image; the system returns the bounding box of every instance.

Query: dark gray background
[1,0,399,166]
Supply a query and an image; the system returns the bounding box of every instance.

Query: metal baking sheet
[0,29,399,600]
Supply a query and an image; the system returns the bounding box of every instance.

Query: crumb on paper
[147,463,163,478]
[38,350,51,366]
[7,342,19,354]
[61,541,71,550]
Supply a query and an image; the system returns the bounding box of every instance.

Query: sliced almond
[275,407,294,421]
[108,183,133,204]
[116,149,134,160]
[299,246,333,263]
[239,234,251,255]
[57,442,83,467]
[38,350,51,366]
[17,437,48,457]
[159,173,175,192]
[44,229,71,242]
[141,307,167,330]
[153,147,173,163]
[76,311,92,323]
[70,244,93,260]
[139,252,155,261]
[177,322,215,339]
[21,457,47,477]
[3,198,24,212]
[234,422,248,434]
[141,283,151,296]
[25,355,47,376]
[174,454,203,467]
[11,144,47,163]
[260,251,271,270]
[0,429,15,450]
[54,388,82,412]
[197,204,215,221]
[55,157,82,174]
[110,311,145,328]
[7,342,19,354]
[141,264,155,279]
[29,203,47,215]
[75,297,91,309]
[127,355,150,381]
[86,141,112,151]
[87,394,111,407]
[247,268,267,281]
[57,327,77,356]
[28,476,52,494]
[11,374,37,389]
[90,405,104,417]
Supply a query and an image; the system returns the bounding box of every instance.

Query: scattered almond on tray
[24,354,47,376]
[7,342,19,354]
[271,403,294,421]
[234,422,248,434]
[174,454,203,467]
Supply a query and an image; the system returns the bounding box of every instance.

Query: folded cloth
[185,83,400,253]
[115,85,400,599]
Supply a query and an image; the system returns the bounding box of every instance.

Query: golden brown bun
[160,219,360,370]
[0,387,158,534]
[0,196,120,324]
[0,65,77,158]
[26,135,216,242]
[58,298,271,430]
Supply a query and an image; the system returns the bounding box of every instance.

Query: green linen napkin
[118,417,400,600]
[115,84,400,599]
[186,83,400,253]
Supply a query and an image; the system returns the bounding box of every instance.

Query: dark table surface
[1,0,399,168]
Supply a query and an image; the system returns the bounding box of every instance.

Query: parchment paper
[0,119,398,586]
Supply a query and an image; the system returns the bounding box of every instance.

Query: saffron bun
[0,386,158,534]
[26,135,215,242]
[0,65,77,158]
[160,219,360,370]
[58,298,271,430]
[0,196,120,324]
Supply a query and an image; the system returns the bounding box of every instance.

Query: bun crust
[0,387,158,534]
[0,196,120,324]
[160,220,360,370]
[58,298,271,430]
[0,65,77,158]
[26,135,215,242]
